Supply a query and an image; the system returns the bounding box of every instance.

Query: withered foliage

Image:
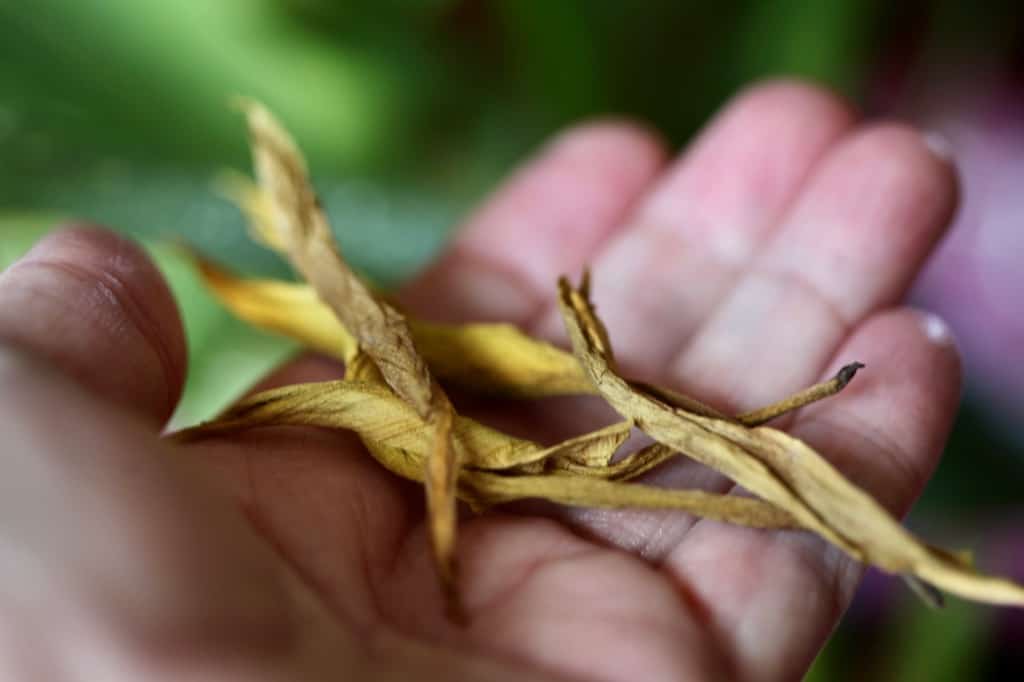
[177,102,1024,618]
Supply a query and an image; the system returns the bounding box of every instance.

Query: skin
[0,80,961,681]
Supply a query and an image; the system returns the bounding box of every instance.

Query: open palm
[0,81,961,682]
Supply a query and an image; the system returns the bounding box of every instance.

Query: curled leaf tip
[836,361,866,389]
[579,268,593,298]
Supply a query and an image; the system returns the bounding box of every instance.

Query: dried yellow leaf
[713,422,1024,605]
[240,99,434,417]
[195,256,359,363]
[214,170,283,253]
[237,100,469,612]
[178,359,800,532]
[460,470,797,528]
[176,374,626,475]
[196,252,859,421]
[549,442,680,481]
[175,98,1024,618]
[195,257,592,398]
[557,275,1024,607]
[410,319,593,397]
[557,277,857,552]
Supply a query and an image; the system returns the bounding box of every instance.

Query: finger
[399,121,667,323]
[0,225,187,425]
[667,308,961,681]
[671,124,958,411]
[530,80,857,369]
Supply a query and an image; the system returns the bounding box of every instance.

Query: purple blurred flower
[903,73,1024,436]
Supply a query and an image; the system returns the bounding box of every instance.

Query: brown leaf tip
[579,268,593,299]
[835,362,866,389]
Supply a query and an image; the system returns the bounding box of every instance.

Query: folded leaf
[557,275,1024,607]
[550,442,680,481]
[241,99,434,417]
[194,256,359,362]
[195,256,593,397]
[410,319,594,397]
[240,101,468,612]
[197,253,868,426]
[711,422,1024,605]
[461,470,797,528]
[182,370,639,479]
[557,277,858,553]
[214,170,283,253]
[176,373,795,530]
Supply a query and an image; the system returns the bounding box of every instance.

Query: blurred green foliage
[2,1,1023,679]
[0,1,887,229]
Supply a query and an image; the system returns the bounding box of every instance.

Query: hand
[0,80,960,681]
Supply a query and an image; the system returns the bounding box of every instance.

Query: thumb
[0,226,343,678]
[0,225,186,425]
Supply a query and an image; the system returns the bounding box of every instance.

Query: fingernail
[922,131,954,163]
[915,309,956,347]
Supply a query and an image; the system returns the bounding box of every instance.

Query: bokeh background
[2,1,1022,678]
